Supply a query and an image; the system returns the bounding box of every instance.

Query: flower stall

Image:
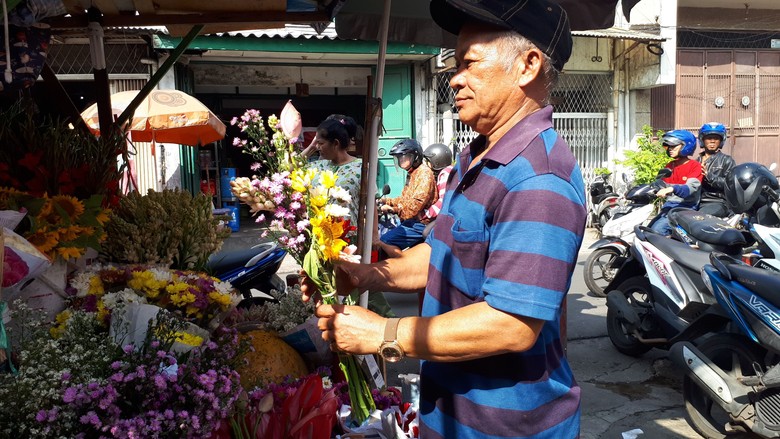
[0,100,419,438]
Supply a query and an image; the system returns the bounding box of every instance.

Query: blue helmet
[661,130,697,157]
[698,122,727,147]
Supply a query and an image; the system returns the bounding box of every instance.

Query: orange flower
[51,195,85,220]
[26,230,58,254]
[57,246,84,260]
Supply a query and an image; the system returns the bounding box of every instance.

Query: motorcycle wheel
[598,210,612,229]
[682,334,766,439]
[584,248,621,297]
[606,276,654,356]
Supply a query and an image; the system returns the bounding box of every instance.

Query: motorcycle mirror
[382,184,391,195]
[656,168,672,179]
[622,173,629,183]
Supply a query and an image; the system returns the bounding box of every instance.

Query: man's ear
[517,48,544,87]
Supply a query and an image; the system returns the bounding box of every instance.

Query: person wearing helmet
[375,138,438,256]
[375,143,454,259]
[650,129,704,236]
[697,122,736,217]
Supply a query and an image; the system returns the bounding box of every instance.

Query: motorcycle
[583,170,668,297]
[376,184,400,238]
[588,171,619,231]
[670,252,780,438]
[604,211,748,356]
[206,241,287,307]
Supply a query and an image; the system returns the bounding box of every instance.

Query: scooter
[206,241,287,307]
[604,215,748,357]
[670,253,780,438]
[583,170,668,297]
[376,184,400,238]
[588,172,619,231]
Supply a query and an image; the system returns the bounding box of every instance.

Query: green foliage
[101,189,231,270]
[615,125,671,185]
[593,167,611,176]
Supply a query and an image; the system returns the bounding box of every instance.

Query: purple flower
[35,410,47,422]
[123,344,134,354]
[154,375,167,390]
[250,162,262,171]
[63,386,78,403]
[61,371,72,381]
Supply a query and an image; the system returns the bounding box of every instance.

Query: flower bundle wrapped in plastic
[54,264,240,336]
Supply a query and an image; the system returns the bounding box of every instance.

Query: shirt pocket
[449,219,489,299]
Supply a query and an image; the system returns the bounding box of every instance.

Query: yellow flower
[313,216,348,261]
[208,291,233,309]
[88,275,105,295]
[309,185,328,208]
[96,301,109,325]
[174,332,204,347]
[128,271,166,299]
[96,209,111,226]
[27,230,58,254]
[319,170,338,189]
[57,246,84,260]
[50,310,72,339]
[51,195,85,220]
[167,282,196,307]
[291,170,309,193]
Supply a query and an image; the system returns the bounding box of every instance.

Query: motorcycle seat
[724,262,780,309]
[669,209,746,250]
[645,232,712,274]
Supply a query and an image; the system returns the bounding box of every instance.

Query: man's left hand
[316,304,385,355]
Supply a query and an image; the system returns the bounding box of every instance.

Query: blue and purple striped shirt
[421,106,586,438]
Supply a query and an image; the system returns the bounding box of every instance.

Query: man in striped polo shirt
[307,0,587,436]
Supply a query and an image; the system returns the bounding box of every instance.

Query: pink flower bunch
[2,246,29,287]
[35,326,244,438]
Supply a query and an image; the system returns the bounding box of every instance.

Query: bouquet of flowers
[0,187,111,262]
[230,100,305,177]
[54,264,240,338]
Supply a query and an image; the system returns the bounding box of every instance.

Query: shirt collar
[459,106,555,167]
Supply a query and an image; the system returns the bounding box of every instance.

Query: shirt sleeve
[482,173,585,321]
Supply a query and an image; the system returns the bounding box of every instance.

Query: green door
[376,64,414,197]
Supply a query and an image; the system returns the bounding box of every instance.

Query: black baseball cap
[430,0,573,71]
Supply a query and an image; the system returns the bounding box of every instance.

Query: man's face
[702,134,722,153]
[449,24,524,134]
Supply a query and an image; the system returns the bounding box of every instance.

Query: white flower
[324,203,350,219]
[329,186,352,204]
[309,185,327,200]
[339,245,361,263]
[149,267,173,282]
[102,289,146,310]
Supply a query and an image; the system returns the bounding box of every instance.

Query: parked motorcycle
[604,213,748,356]
[376,184,400,238]
[583,170,668,296]
[206,241,287,307]
[588,172,619,231]
[670,252,780,438]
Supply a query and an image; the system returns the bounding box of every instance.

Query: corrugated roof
[218,23,338,39]
[572,27,666,42]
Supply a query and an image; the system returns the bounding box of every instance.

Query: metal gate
[434,71,612,181]
[677,49,780,166]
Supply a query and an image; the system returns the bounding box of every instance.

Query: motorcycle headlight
[700,268,714,295]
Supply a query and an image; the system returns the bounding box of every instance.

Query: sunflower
[51,195,85,220]
[57,246,85,260]
[95,208,111,225]
[26,230,59,254]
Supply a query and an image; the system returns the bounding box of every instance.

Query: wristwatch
[378,318,405,363]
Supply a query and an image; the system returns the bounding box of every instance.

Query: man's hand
[299,262,363,303]
[656,187,674,198]
[316,304,385,355]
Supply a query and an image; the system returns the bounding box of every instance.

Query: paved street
[232,227,704,438]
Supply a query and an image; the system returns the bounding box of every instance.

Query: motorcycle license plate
[613,206,631,214]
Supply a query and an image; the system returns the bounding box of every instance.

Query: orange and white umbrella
[80,89,226,146]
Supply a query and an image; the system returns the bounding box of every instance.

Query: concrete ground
[224,226,705,439]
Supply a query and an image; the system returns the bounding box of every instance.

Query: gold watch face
[380,342,404,363]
